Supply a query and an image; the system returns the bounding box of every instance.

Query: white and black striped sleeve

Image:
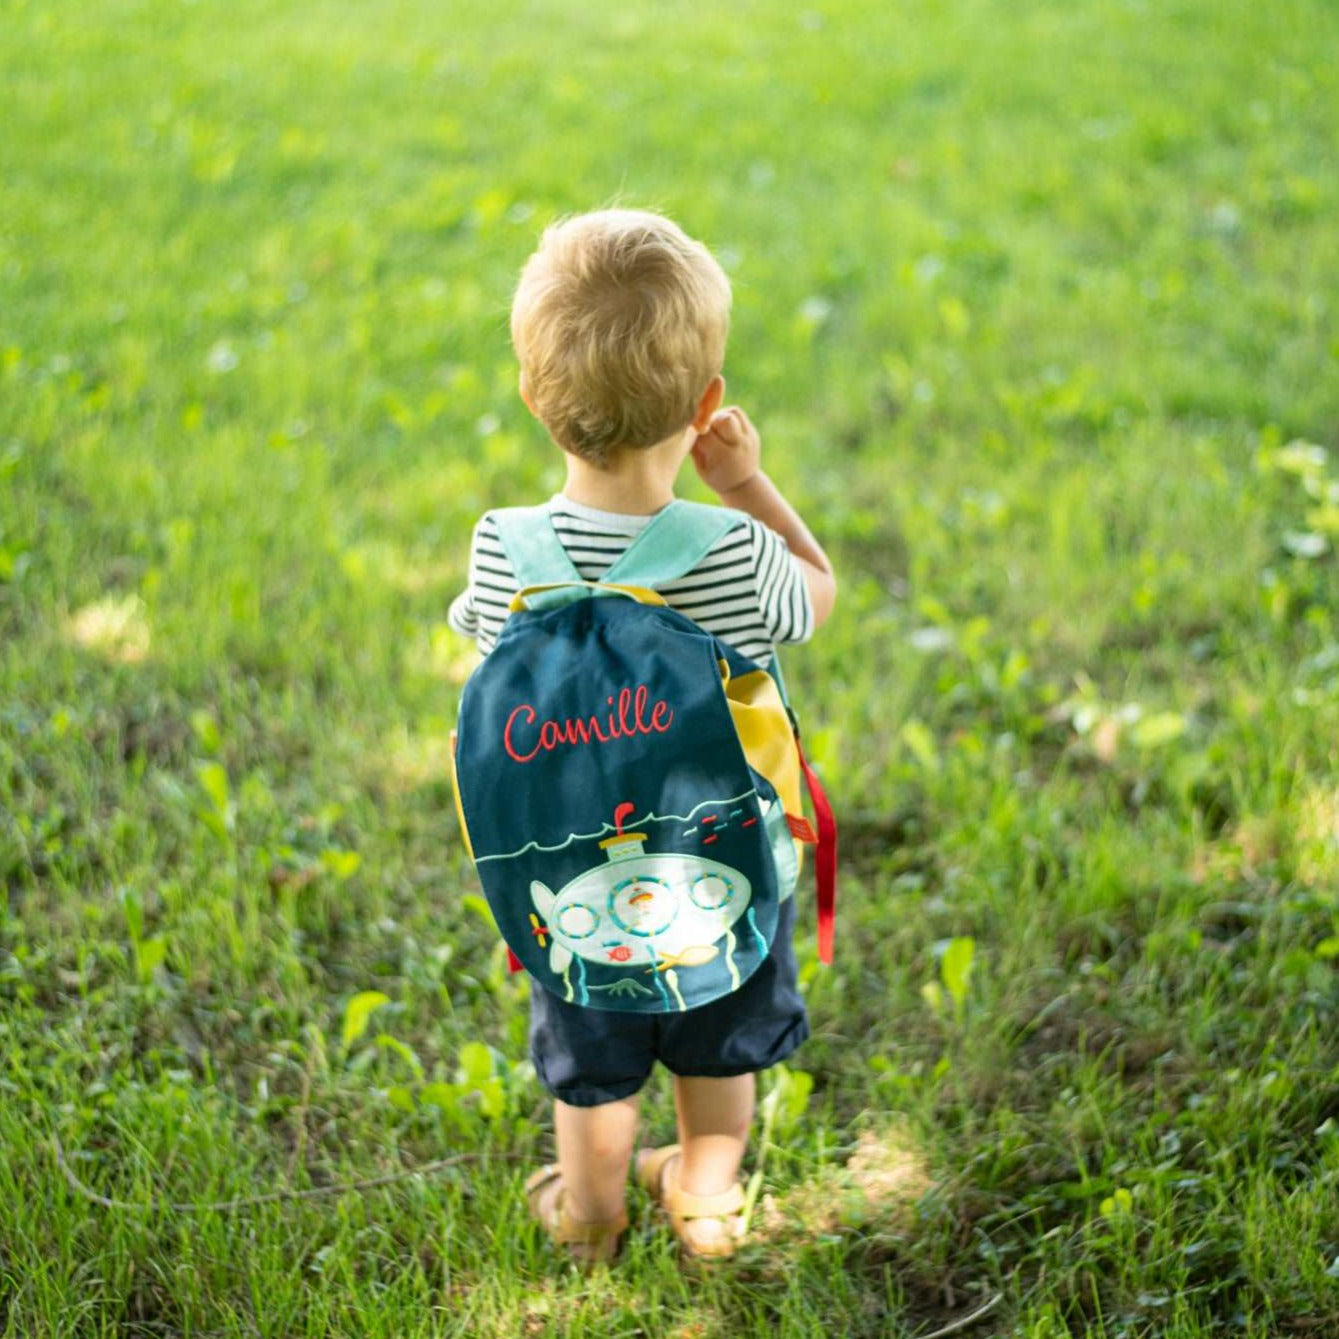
[652,516,814,662]
[747,519,815,647]
[446,586,477,639]
[446,513,520,654]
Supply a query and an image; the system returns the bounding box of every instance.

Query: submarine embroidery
[529,801,758,997]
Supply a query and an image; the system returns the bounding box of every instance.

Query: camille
[504,685,674,764]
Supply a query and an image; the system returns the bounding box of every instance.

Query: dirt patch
[756,1123,934,1242]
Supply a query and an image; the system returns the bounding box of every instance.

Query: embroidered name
[503,685,674,764]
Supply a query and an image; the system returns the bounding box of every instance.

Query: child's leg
[672,1073,755,1196]
[553,1093,640,1223]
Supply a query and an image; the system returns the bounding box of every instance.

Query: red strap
[794,736,837,965]
[506,947,523,974]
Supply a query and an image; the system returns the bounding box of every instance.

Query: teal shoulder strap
[493,499,748,600]
[602,500,748,588]
[491,507,581,587]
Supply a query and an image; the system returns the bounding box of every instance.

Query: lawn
[3,0,1339,1334]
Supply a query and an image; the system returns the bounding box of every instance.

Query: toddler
[448,208,835,1261]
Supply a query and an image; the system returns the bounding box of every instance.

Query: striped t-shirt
[447,495,814,663]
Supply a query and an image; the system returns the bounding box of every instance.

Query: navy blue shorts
[529,898,810,1107]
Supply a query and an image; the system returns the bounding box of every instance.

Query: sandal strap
[524,1163,562,1198]
[636,1143,682,1196]
[639,1145,747,1220]
[663,1178,746,1220]
[556,1205,630,1245]
[526,1164,628,1252]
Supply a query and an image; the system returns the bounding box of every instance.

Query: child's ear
[519,371,537,417]
[691,375,726,432]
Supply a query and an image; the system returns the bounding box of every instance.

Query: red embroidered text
[503,685,674,764]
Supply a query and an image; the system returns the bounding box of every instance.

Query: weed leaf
[342,991,391,1049]
[941,936,976,1015]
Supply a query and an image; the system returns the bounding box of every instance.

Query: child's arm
[691,407,837,629]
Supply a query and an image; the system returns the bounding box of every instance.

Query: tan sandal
[525,1164,629,1264]
[635,1144,747,1260]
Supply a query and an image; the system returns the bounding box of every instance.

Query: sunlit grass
[66,594,153,664]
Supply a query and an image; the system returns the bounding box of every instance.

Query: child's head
[510,209,731,467]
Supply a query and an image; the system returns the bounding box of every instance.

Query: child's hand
[691,407,761,497]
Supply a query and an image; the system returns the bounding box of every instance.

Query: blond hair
[510,210,732,466]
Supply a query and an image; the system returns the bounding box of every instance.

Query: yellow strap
[725,668,803,816]
[508,581,667,614]
[447,730,475,861]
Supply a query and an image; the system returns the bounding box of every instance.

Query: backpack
[450,500,835,1014]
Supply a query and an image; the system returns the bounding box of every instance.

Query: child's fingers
[707,412,735,442]
[709,407,746,443]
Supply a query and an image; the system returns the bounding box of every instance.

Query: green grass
[4,0,1339,1333]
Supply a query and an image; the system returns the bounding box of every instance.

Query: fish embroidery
[653,944,720,972]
